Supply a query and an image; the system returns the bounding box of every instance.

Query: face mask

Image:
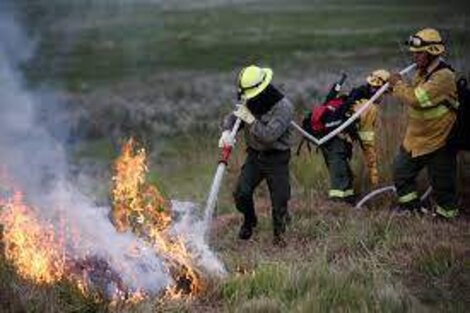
[246,84,284,117]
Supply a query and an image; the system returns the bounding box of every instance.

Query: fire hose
[292,63,418,208]
[354,185,432,209]
[203,63,417,233]
[203,115,242,237]
[291,63,417,146]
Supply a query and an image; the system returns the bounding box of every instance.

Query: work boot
[285,212,292,225]
[390,200,420,216]
[238,215,257,240]
[344,195,356,206]
[329,196,355,206]
[273,234,287,247]
[434,206,459,220]
[272,224,286,247]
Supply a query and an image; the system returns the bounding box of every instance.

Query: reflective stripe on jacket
[352,99,378,146]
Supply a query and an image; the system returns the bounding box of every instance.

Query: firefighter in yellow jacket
[352,69,390,187]
[389,28,459,219]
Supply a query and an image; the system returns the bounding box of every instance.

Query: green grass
[207,205,470,312]
[19,0,469,90]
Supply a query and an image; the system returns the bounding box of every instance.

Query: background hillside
[1,0,470,312]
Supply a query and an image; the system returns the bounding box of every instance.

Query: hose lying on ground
[355,185,432,209]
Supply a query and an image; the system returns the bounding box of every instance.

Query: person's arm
[250,99,293,144]
[392,70,455,109]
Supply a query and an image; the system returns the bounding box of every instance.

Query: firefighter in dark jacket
[388,28,459,219]
[321,70,389,204]
[220,65,294,246]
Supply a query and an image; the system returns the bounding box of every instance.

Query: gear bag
[301,73,349,137]
[301,94,360,140]
[308,97,348,136]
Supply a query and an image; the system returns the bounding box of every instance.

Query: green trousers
[393,146,458,216]
[233,148,291,236]
[321,137,354,199]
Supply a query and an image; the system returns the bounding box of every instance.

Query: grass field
[2,0,470,312]
[19,0,470,89]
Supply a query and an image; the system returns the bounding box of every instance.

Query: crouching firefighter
[388,28,460,219]
[219,65,294,246]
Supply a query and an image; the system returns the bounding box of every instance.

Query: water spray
[203,102,244,237]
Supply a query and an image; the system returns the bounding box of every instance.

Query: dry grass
[2,0,470,312]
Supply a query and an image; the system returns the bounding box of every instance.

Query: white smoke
[171,201,226,276]
[0,9,172,296]
[0,6,224,298]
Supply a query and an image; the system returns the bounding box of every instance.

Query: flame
[111,138,201,298]
[0,138,203,303]
[0,191,65,284]
[111,138,171,233]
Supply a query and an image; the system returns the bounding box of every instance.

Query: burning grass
[0,138,218,309]
[0,191,66,285]
[1,136,470,312]
[111,138,203,299]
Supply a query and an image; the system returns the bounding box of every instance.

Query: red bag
[310,98,345,134]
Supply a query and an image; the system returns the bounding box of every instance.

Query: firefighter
[352,69,390,187]
[388,28,459,219]
[321,69,389,204]
[219,65,294,246]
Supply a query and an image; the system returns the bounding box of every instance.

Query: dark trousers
[233,148,291,236]
[393,146,457,210]
[320,137,354,198]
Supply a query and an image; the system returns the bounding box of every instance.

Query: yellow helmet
[237,65,273,100]
[367,69,390,87]
[406,28,445,55]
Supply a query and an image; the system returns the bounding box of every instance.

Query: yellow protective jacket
[352,99,379,186]
[392,59,458,157]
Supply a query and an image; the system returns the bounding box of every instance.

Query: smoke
[171,201,226,276]
[0,5,224,298]
[0,8,172,296]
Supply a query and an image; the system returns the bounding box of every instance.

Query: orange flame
[0,191,65,284]
[111,138,201,298]
[0,138,202,303]
[111,138,171,233]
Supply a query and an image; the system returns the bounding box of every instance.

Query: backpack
[302,88,367,140]
[422,61,469,151]
[309,96,348,136]
[448,77,470,151]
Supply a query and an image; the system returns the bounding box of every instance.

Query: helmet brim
[366,78,384,87]
[242,68,273,100]
[409,44,445,55]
